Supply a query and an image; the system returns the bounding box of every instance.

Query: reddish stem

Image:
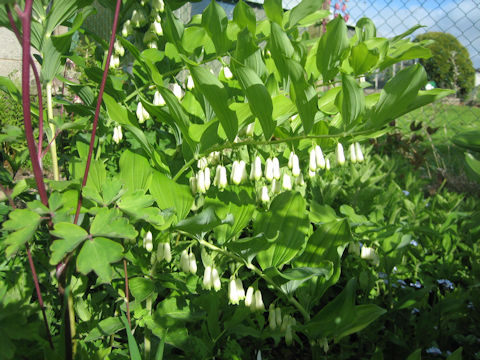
[73,0,122,224]
[41,129,62,159]
[123,259,131,328]
[6,5,45,166]
[15,1,48,206]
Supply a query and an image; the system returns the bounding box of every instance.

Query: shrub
[415,32,475,99]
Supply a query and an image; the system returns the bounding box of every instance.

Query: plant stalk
[46,82,59,181]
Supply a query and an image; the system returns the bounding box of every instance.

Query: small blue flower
[402,190,410,196]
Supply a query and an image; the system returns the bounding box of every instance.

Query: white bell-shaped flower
[121,20,132,37]
[326,158,331,170]
[188,252,197,274]
[282,173,292,190]
[152,0,164,12]
[254,289,265,311]
[109,55,120,69]
[245,286,254,307]
[114,40,125,57]
[272,157,280,180]
[355,142,364,162]
[163,243,172,262]
[113,126,122,144]
[272,178,282,194]
[180,250,189,272]
[152,20,163,36]
[315,145,326,169]
[229,278,239,305]
[336,143,346,165]
[219,166,228,189]
[131,9,146,28]
[235,278,245,300]
[147,42,157,49]
[308,169,316,178]
[153,91,166,106]
[172,83,183,100]
[197,157,208,170]
[309,148,317,172]
[223,66,233,79]
[361,246,377,261]
[143,231,153,252]
[288,152,294,169]
[291,154,300,177]
[203,265,212,290]
[296,172,305,186]
[245,122,255,137]
[250,156,262,181]
[349,143,357,163]
[260,186,270,203]
[269,304,277,330]
[265,158,274,181]
[212,268,221,291]
[186,75,195,90]
[196,170,206,194]
[136,102,150,124]
[204,167,211,190]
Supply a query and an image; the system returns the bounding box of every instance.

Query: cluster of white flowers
[228,277,246,305]
[179,249,197,274]
[112,125,123,144]
[157,242,172,263]
[245,287,265,312]
[203,265,221,291]
[268,305,296,345]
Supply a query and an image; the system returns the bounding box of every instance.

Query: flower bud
[336,143,346,165]
[152,20,163,35]
[157,240,164,261]
[265,158,274,181]
[269,304,277,330]
[186,75,194,90]
[147,42,157,49]
[122,20,132,37]
[271,178,282,194]
[285,325,293,345]
[291,154,300,177]
[143,30,156,45]
[282,173,292,190]
[296,172,305,186]
[361,246,376,261]
[212,268,221,291]
[275,307,282,327]
[172,83,183,100]
[281,314,290,332]
[114,40,125,57]
[250,156,262,181]
[260,186,270,203]
[315,145,326,169]
[272,157,280,180]
[143,231,153,252]
[245,286,254,307]
[326,158,331,170]
[355,142,364,162]
[229,278,239,305]
[153,91,166,106]
[204,167,211,191]
[235,278,245,300]
[163,243,172,262]
[188,252,197,274]
[203,265,212,290]
[152,0,164,12]
[245,122,255,137]
[223,66,233,79]
[196,170,206,194]
[349,143,357,163]
[189,176,197,195]
[254,289,265,311]
[309,148,317,172]
[180,250,189,272]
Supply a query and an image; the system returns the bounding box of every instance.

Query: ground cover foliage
[0,0,479,359]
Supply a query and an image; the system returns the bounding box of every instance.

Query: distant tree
[415,32,475,99]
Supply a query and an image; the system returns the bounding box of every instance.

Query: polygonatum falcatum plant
[0,0,455,358]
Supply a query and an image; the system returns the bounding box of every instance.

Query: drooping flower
[163,243,172,262]
[212,268,221,291]
[250,156,263,181]
[282,173,292,190]
[229,278,239,305]
[254,289,265,311]
[336,143,346,165]
[109,55,120,69]
[131,9,146,28]
[291,154,301,177]
[349,143,357,163]
[114,40,125,57]
[113,125,123,144]
[172,83,183,100]
[260,186,270,203]
[355,142,364,162]
[269,304,277,330]
[223,66,233,79]
[196,170,206,194]
[188,252,197,274]
[186,75,195,90]
[271,178,282,194]
[121,20,132,37]
[309,148,317,172]
[189,176,197,195]
[245,122,255,137]
[296,172,305,186]
[143,231,153,252]
[152,0,165,12]
[245,286,254,307]
[272,157,280,180]
[204,167,211,191]
[153,91,166,106]
[326,158,331,170]
[275,307,282,327]
[315,145,326,169]
[203,265,212,290]
[235,278,245,300]
[265,158,274,181]
[136,102,150,123]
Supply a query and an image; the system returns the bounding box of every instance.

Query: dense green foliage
[0,0,477,359]
[415,32,475,99]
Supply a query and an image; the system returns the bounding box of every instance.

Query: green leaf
[234,65,275,139]
[309,202,338,223]
[287,0,323,28]
[464,153,480,183]
[406,349,422,360]
[140,48,165,86]
[117,191,166,226]
[149,171,194,223]
[120,314,142,360]
[2,209,41,257]
[84,316,124,341]
[188,65,238,141]
[369,64,427,127]
[264,0,283,25]
[119,150,152,193]
[316,16,350,82]
[76,237,124,283]
[278,264,334,294]
[337,74,365,126]
[50,223,89,264]
[174,207,233,237]
[202,0,229,55]
[355,17,377,42]
[255,192,309,269]
[233,0,256,34]
[447,347,463,360]
[453,130,480,152]
[349,43,379,75]
[268,22,294,80]
[90,208,138,240]
[163,5,184,51]
[129,277,155,303]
